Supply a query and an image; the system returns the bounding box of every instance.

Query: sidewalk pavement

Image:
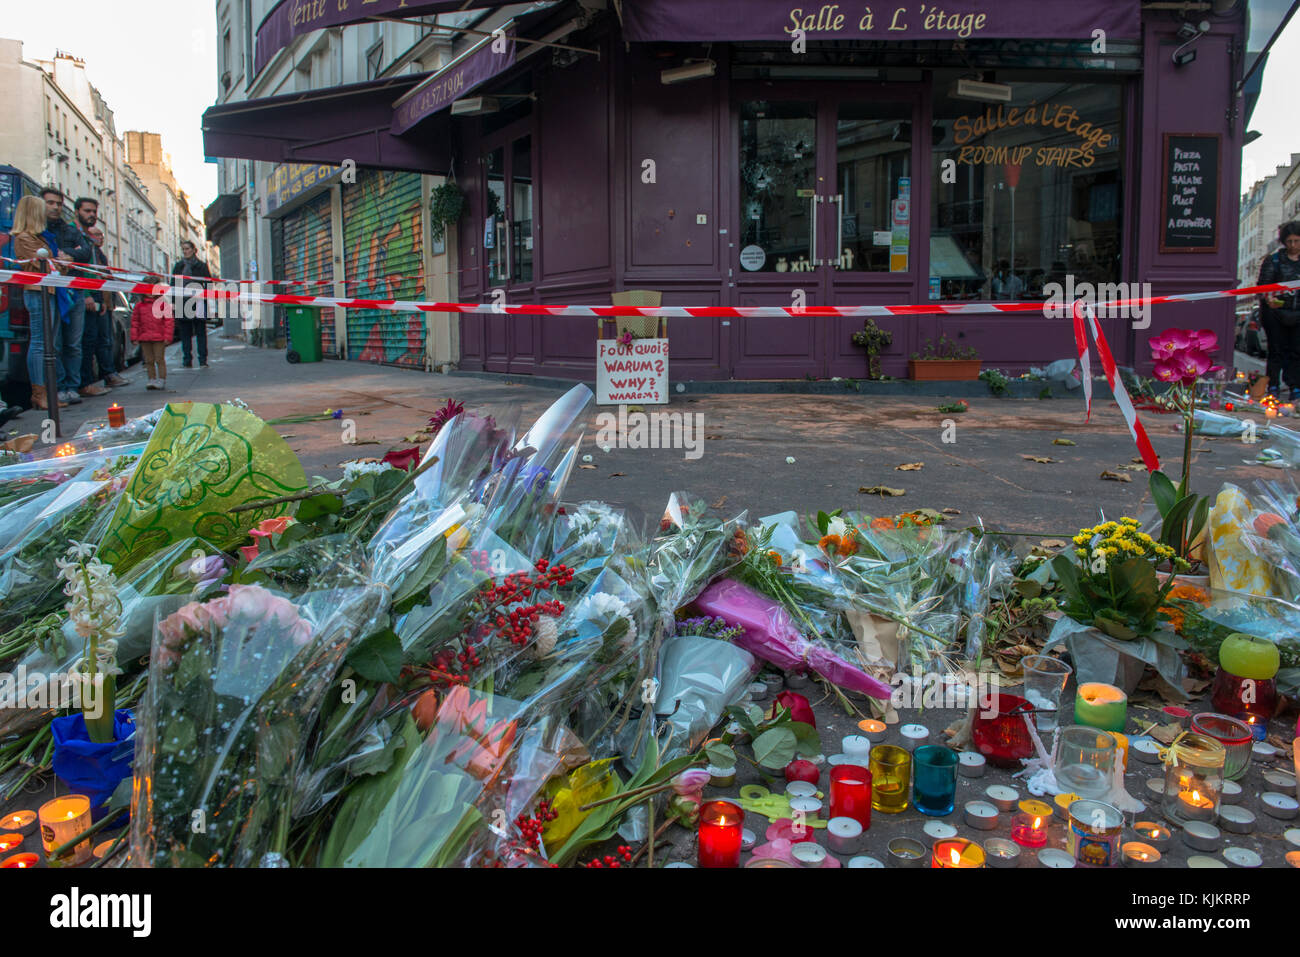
[7,337,1279,535]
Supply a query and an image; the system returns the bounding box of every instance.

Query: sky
[5,1,219,215]
[4,1,1299,213]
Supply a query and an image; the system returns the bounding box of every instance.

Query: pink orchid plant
[1148,328,1221,493]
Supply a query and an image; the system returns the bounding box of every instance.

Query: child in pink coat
[131,293,174,390]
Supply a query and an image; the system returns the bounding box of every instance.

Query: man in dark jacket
[75,199,123,394]
[171,240,211,368]
[42,187,93,400]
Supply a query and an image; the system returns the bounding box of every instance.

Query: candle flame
[950,848,961,865]
[1033,816,1042,829]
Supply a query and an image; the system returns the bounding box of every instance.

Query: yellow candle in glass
[38,795,92,866]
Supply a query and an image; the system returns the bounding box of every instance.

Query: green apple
[1218,632,1281,680]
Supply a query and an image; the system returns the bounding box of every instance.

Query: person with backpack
[1258,221,1300,400]
[131,291,174,391]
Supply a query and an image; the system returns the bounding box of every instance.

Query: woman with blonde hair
[11,193,70,409]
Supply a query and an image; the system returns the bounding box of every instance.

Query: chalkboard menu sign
[1160,133,1221,253]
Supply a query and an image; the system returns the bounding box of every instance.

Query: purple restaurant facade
[205,0,1258,382]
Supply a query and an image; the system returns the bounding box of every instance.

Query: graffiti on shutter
[342,169,425,367]
[272,193,334,355]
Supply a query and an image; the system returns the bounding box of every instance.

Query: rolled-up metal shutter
[341,169,425,367]
[270,192,334,354]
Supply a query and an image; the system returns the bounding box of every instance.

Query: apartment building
[1238,156,1295,290]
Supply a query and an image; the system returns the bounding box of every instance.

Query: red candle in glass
[1210,672,1276,739]
[0,852,38,868]
[0,833,22,853]
[971,693,1035,768]
[107,403,126,428]
[829,764,872,828]
[1010,800,1051,848]
[698,800,744,868]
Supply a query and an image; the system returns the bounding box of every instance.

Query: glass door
[831,101,914,277]
[481,125,536,373]
[738,100,819,275]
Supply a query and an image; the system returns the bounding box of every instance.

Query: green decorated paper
[98,402,307,573]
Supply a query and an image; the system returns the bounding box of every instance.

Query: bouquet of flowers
[130,581,386,867]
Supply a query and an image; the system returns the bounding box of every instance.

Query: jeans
[24,289,65,391]
[178,318,208,366]
[80,305,117,385]
[56,296,85,392]
[1261,306,1300,391]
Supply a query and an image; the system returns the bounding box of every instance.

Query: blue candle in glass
[912,745,958,816]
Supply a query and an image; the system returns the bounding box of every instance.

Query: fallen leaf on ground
[895,462,924,471]
[1147,722,1184,745]
[1052,438,1077,446]
[1116,463,1146,471]
[579,464,597,470]
[609,472,626,478]
[1040,539,1068,549]
[859,485,906,496]
[712,495,728,509]
[1131,457,1144,464]
[705,434,723,440]
[1100,470,1132,482]
[942,507,961,515]
[1022,455,1056,464]
[404,432,432,443]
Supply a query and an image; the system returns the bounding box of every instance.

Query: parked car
[1235,308,1266,359]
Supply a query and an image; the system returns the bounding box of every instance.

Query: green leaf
[704,741,736,768]
[295,492,344,522]
[1188,496,1210,551]
[788,720,820,758]
[752,727,798,769]
[345,628,404,684]
[391,535,448,615]
[1162,496,1198,550]
[1150,470,1177,518]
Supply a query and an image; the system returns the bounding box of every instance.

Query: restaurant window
[929,75,1124,302]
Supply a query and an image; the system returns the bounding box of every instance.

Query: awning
[622,0,1140,43]
[201,75,451,175]
[254,0,524,76]
[392,24,518,134]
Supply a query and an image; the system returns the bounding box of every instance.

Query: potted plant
[908,336,981,381]
[1146,328,1223,583]
[430,181,467,244]
[1048,518,1188,693]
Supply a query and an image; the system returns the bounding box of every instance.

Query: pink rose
[290,620,313,647]
[239,545,259,564]
[173,601,208,634]
[226,584,275,623]
[671,768,711,802]
[668,794,700,827]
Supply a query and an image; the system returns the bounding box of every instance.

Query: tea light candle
[958,751,986,777]
[791,842,827,867]
[964,800,1000,830]
[1162,706,1192,729]
[1220,780,1243,805]
[1011,800,1052,848]
[697,800,744,868]
[984,837,1021,868]
[857,718,887,743]
[1145,778,1166,798]
[1075,682,1127,732]
[106,403,126,428]
[785,780,819,799]
[4,810,36,835]
[985,785,1019,813]
[826,817,864,855]
[785,672,813,690]
[707,764,736,788]
[887,837,927,868]
[1187,855,1227,868]
[923,820,958,840]
[1131,738,1162,764]
[1133,822,1172,852]
[1182,821,1222,852]
[848,855,885,868]
[38,794,92,866]
[1262,791,1299,820]
[899,724,929,750]
[0,833,23,853]
[1287,850,1300,869]
[747,681,770,701]
[1122,841,1161,867]
[932,837,985,868]
[1224,846,1262,868]
[1253,741,1280,762]
[1175,784,1217,823]
[1037,848,1075,869]
[1218,806,1256,835]
[841,735,872,763]
[1286,827,1300,848]
[1263,770,1297,791]
[789,796,822,821]
[1054,792,1081,820]
[0,853,39,868]
[743,857,790,868]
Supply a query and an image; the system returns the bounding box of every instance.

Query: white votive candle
[899,724,929,750]
[1037,848,1075,869]
[791,842,827,867]
[1182,821,1222,851]
[984,837,1021,869]
[1186,855,1227,868]
[841,734,872,763]
[789,796,822,821]
[848,855,885,868]
[786,780,819,799]
[1262,792,1299,820]
[826,817,863,855]
[1218,806,1256,835]
[1130,738,1162,764]
[1223,847,1262,868]
[964,800,1000,831]
[923,821,958,841]
[1263,770,1297,791]
[985,785,1019,813]
[1220,780,1243,805]
[1252,741,1280,761]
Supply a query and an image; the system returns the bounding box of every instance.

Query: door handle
[809,195,818,269]
[834,194,844,269]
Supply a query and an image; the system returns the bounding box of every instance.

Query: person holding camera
[1259,221,1300,400]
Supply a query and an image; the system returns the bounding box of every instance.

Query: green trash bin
[285,306,322,363]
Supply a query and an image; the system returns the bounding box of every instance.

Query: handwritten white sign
[597,338,669,405]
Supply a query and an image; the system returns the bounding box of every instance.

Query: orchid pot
[50,709,135,825]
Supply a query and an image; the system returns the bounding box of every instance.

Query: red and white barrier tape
[3,268,1297,318]
[1072,300,1161,471]
[0,256,415,289]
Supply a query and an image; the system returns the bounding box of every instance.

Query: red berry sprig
[583,845,635,869]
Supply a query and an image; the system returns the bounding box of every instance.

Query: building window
[929,74,1124,302]
[367,40,384,80]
